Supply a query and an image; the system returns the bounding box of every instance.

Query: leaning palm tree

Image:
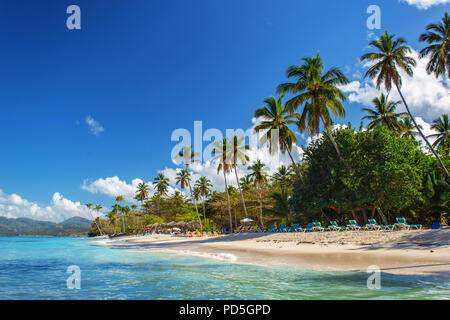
[152,173,169,214]
[254,95,303,179]
[212,138,234,231]
[247,160,268,227]
[419,12,450,78]
[230,135,250,219]
[86,203,102,235]
[175,169,203,232]
[175,146,202,229]
[195,176,212,221]
[428,114,450,153]
[361,93,405,131]
[135,182,149,205]
[361,31,449,176]
[277,52,349,162]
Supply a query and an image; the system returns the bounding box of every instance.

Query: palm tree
[271,165,293,191]
[115,195,126,233]
[277,52,349,162]
[254,95,303,179]
[361,93,405,131]
[120,205,130,233]
[107,211,117,234]
[419,12,450,78]
[195,176,212,221]
[176,169,203,232]
[212,138,234,231]
[175,146,202,230]
[400,117,422,139]
[239,175,253,192]
[361,31,449,176]
[152,173,169,214]
[94,204,104,235]
[230,135,250,219]
[247,160,268,227]
[428,114,450,153]
[85,203,102,235]
[135,182,149,205]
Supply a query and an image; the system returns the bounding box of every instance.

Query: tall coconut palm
[135,182,149,205]
[254,95,303,179]
[94,204,104,235]
[152,173,169,214]
[419,12,450,78]
[361,31,449,176]
[400,117,422,139]
[271,165,293,191]
[361,93,405,131]
[277,52,349,162]
[212,138,234,231]
[247,160,268,227]
[428,114,450,153]
[230,135,250,219]
[195,176,212,221]
[107,211,117,234]
[115,195,126,233]
[239,175,253,192]
[175,146,202,230]
[176,169,203,232]
[86,203,102,235]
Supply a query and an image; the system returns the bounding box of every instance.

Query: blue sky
[0,0,449,221]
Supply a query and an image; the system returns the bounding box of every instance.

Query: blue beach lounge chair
[329,221,348,231]
[366,218,394,231]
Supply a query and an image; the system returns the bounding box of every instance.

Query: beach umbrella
[167,221,177,227]
[240,218,254,223]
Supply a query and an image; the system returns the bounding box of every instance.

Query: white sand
[100,229,450,277]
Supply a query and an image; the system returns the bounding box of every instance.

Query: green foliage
[292,127,430,221]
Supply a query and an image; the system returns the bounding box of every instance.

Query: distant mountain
[0,216,92,236]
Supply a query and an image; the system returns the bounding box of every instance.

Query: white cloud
[85,115,104,136]
[0,190,102,223]
[81,176,149,201]
[400,0,450,9]
[341,49,450,121]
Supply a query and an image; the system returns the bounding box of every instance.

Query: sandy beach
[100,229,450,278]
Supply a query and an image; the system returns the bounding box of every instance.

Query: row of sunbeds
[236,218,422,233]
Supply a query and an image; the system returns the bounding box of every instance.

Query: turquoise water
[0,237,448,299]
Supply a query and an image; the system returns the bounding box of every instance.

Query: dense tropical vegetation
[90,12,449,236]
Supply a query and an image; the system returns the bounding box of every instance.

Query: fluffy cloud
[0,190,102,223]
[85,115,104,136]
[81,176,149,201]
[340,49,450,121]
[400,0,450,9]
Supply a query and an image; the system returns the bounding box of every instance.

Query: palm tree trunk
[396,85,450,177]
[188,181,203,233]
[223,170,233,232]
[322,122,345,164]
[282,139,303,180]
[202,198,207,221]
[258,188,264,227]
[233,165,248,218]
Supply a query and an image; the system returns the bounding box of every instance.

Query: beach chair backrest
[331,221,339,227]
[293,224,299,228]
[349,220,357,226]
[314,222,322,227]
[306,223,314,229]
[368,218,378,225]
[397,217,406,224]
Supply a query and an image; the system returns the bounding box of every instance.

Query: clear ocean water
[0,236,448,300]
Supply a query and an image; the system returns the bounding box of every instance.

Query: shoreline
[99,229,450,278]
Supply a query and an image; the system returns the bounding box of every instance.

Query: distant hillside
[0,216,92,236]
